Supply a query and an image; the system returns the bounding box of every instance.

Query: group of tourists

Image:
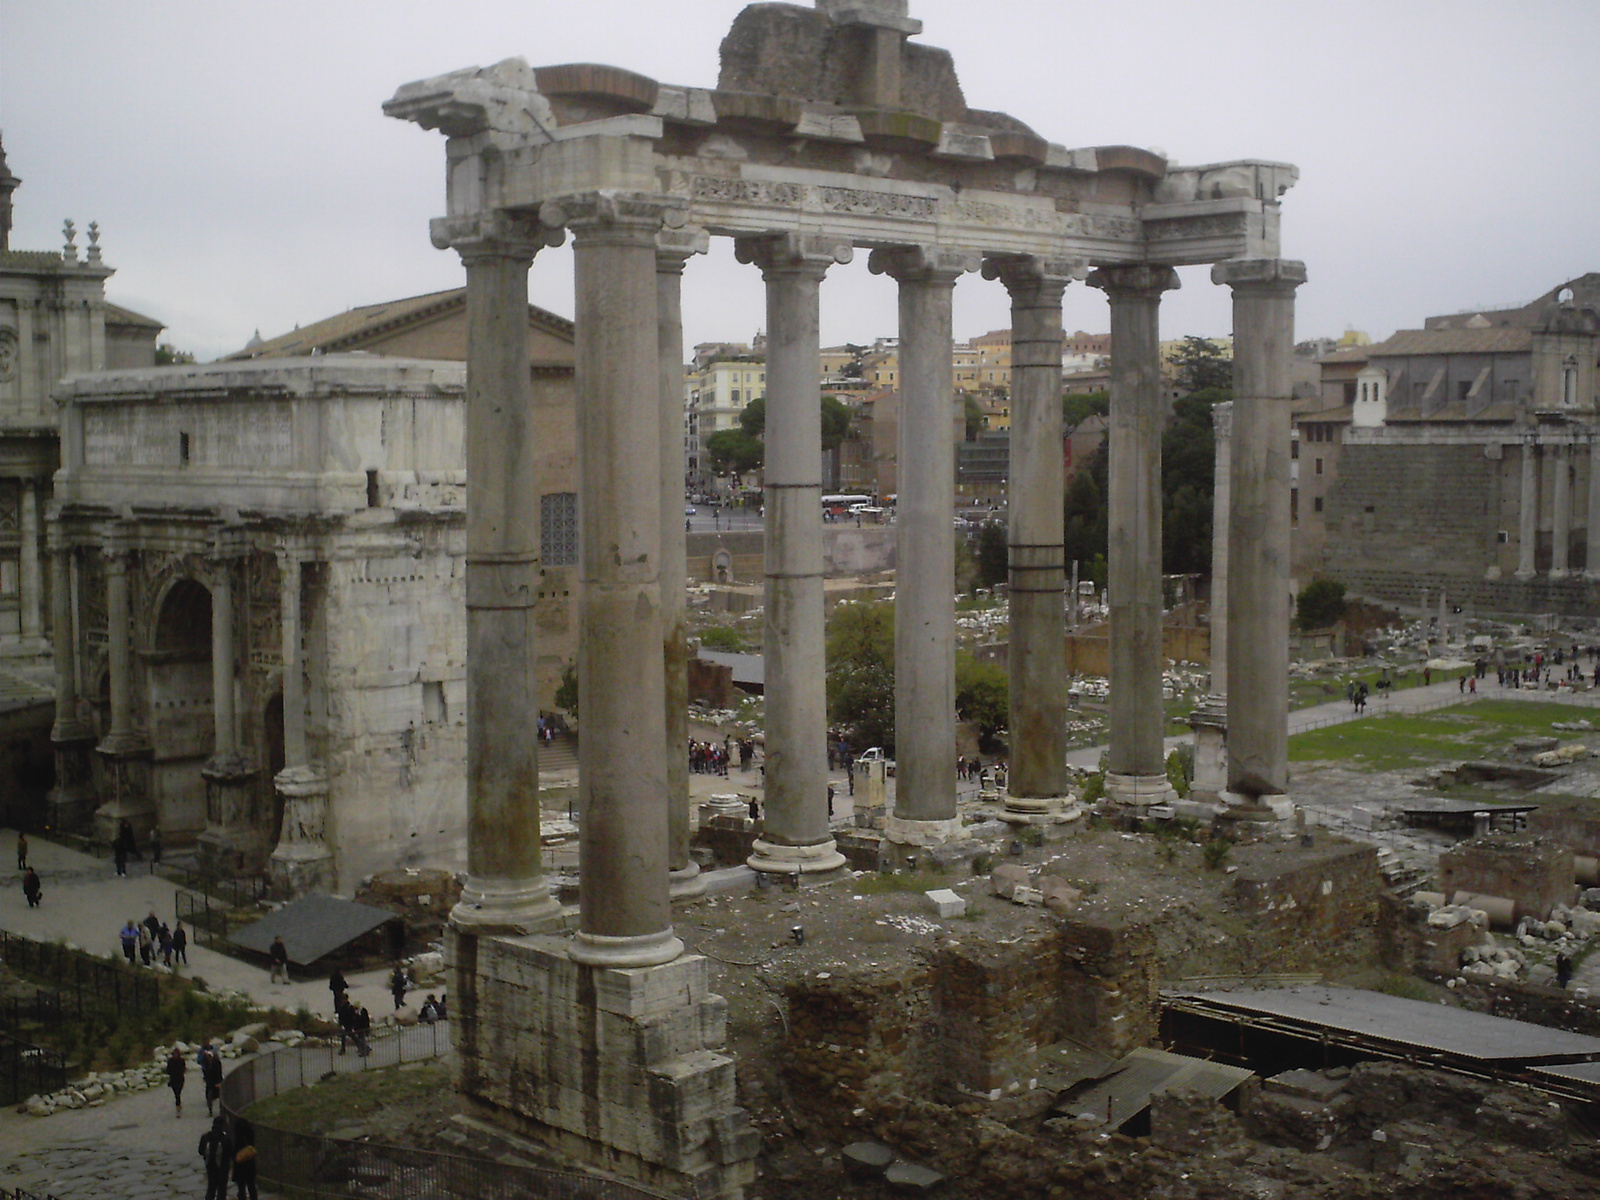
[110,818,162,877]
[328,969,374,1057]
[955,757,1006,790]
[691,738,753,775]
[117,911,189,969]
[198,1110,258,1200]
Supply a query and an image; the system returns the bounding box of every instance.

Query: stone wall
[1229,841,1383,974]
[1379,895,1482,975]
[1438,835,1574,921]
[1527,802,1600,860]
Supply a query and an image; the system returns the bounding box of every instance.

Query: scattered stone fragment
[991,864,1030,899]
[842,1142,895,1178]
[885,1161,945,1192]
[924,888,966,918]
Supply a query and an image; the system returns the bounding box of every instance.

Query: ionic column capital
[1210,257,1308,296]
[430,211,563,263]
[734,232,853,279]
[1087,263,1181,299]
[981,254,1088,302]
[656,226,711,273]
[540,190,688,245]
[867,244,980,285]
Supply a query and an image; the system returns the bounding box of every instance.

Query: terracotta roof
[226,287,574,360]
[1369,327,1533,357]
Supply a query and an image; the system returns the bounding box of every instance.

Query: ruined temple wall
[1438,836,1574,922]
[1230,842,1383,974]
[1527,806,1600,860]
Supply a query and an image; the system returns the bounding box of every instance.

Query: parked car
[685,506,697,516]
[856,747,896,777]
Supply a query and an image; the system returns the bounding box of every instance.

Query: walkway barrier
[220,1023,675,1200]
[0,1030,66,1106]
[0,931,167,1018]
[160,863,269,910]
[7,1188,64,1200]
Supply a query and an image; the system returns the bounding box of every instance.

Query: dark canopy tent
[230,894,399,966]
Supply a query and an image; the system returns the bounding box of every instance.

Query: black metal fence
[7,1189,64,1200]
[0,931,166,1017]
[0,1030,67,1106]
[221,1025,676,1200]
[174,888,243,951]
[161,863,269,910]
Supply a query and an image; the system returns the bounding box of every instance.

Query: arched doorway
[148,577,214,839]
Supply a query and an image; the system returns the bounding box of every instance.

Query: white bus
[821,493,872,516]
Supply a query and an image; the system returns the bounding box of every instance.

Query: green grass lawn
[1288,700,1589,771]
[243,1060,450,1134]
[1288,664,1473,711]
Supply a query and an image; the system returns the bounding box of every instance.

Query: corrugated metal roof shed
[1179,986,1600,1065]
[231,894,398,965]
[1056,1047,1253,1130]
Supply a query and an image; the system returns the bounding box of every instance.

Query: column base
[999,796,1081,826]
[453,934,758,1200]
[199,755,263,876]
[569,928,685,969]
[1514,569,1537,581]
[1219,791,1295,824]
[47,729,98,835]
[269,765,336,898]
[748,836,847,874]
[883,814,966,847]
[1550,568,1570,581]
[1104,772,1177,810]
[267,845,337,898]
[450,876,564,936]
[669,862,708,902]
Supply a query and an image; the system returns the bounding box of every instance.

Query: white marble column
[1214,258,1307,814]
[1089,265,1180,808]
[1189,401,1232,804]
[552,191,683,968]
[984,254,1084,819]
[869,245,978,845]
[200,529,258,873]
[1551,442,1571,579]
[736,233,851,875]
[426,212,562,931]
[19,481,42,643]
[1585,435,1600,579]
[658,229,709,899]
[1516,439,1539,580]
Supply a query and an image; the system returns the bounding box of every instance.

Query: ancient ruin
[387,1,1303,1193]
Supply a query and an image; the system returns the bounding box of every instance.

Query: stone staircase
[537,731,579,774]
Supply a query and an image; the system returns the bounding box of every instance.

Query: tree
[820,394,853,451]
[972,521,1008,590]
[154,342,195,365]
[738,396,766,439]
[705,428,764,475]
[1161,392,1218,576]
[1062,441,1108,577]
[962,393,987,440]
[1062,389,1108,429]
[826,600,895,752]
[955,651,1008,745]
[554,663,579,717]
[1170,336,1232,396]
[1296,578,1347,631]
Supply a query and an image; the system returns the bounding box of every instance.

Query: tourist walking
[150,825,162,865]
[390,963,410,1010]
[15,831,26,870]
[173,921,189,965]
[268,934,290,984]
[198,1114,233,1200]
[1557,952,1574,989]
[352,1004,372,1057]
[119,918,139,964]
[113,832,128,878]
[22,866,42,907]
[165,1046,187,1115]
[328,967,348,1010]
[199,1040,224,1116]
[138,921,154,966]
[232,1115,259,1200]
[160,923,175,968]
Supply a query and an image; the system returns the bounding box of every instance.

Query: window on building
[1457,380,1471,401]
[731,389,741,403]
[1290,489,1299,523]
[1313,496,1324,513]
[1291,441,1299,459]
[541,492,579,566]
[1315,457,1324,475]
[180,432,191,466]
[423,680,446,724]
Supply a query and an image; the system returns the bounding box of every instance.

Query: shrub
[1202,839,1232,870]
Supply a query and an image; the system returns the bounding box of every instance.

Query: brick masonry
[1438,835,1574,921]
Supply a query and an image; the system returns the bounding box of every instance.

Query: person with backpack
[231,1115,258,1200]
[22,867,41,908]
[173,921,189,966]
[198,1040,224,1117]
[198,1114,233,1200]
[389,963,409,1010]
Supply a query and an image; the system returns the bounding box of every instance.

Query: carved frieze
[246,551,283,672]
[691,176,803,207]
[816,185,935,221]
[1144,212,1251,243]
[0,480,16,533]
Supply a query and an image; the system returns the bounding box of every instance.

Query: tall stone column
[200,529,258,874]
[19,480,42,643]
[658,229,709,900]
[1516,438,1539,580]
[1088,265,1181,809]
[268,543,333,896]
[983,255,1084,820]
[870,245,978,846]
[736,233,852,875]
[1550,443,1571,579]
[1214,258,1307,815]
[1189,401,1233,804]
[550,191,683,968]
[94,524,152,843]
[1586,435,1600,580]
[420,212,564,930]
[47,526,96,831]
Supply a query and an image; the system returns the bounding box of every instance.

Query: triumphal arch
[388,2,1304,1194]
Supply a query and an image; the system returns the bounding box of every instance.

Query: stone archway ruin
[388,3,1305,1195]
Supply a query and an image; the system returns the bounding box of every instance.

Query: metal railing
[0,1030,67,1106]
[221,1025,676,1200]
[175,889,244,951]
[0,931,166,1016]
[7,1188,64,1200]
[160,863,269,910]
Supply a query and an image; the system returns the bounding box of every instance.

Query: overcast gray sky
[3,0,1596,362]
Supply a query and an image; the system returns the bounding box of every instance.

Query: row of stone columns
[1515,438,1600,581]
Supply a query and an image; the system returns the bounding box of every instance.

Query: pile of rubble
[19,1023,311,1118]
